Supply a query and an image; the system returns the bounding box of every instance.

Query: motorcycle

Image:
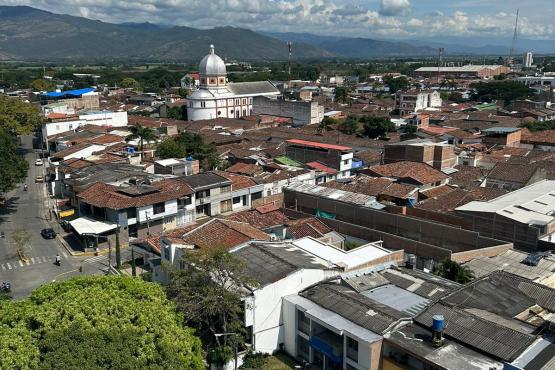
[1,282,11,293]
[55,254,61,266]
[24,184,28,191]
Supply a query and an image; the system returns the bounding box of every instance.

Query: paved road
[0,134,98,299]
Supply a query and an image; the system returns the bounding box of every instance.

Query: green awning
[275,156,303,167]
[316,209,336,219]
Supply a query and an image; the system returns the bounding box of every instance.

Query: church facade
[187,45,281,121]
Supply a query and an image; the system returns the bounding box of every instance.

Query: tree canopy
[30,79,55,92]
[360,116,396,138]
[383,75,409,93]
[175,132,222,170]
[0,276,203,370]
[334,86,351,104]
[471,80,535,105]
[0,95,42,135]
[520,119,555,132]
[166,247,257,357]
[0,129,28,193]
[434,259,475,284]
[337,115,359,135]
[120,77,141,90]
[156,138,187,159]
[125,123,158,156]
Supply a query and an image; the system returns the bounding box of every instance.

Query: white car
[35,158,43,166]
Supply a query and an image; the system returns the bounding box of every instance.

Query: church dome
[199,45,226,76]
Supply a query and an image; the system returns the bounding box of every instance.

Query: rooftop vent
[431,314,444,348]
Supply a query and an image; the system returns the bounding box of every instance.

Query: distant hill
[0,6,334,61]
[265,32,437,57]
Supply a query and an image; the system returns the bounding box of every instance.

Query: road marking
[18,260,23,267]
[42,256,48,263]
[30,257,35,264]
[1,264,5,271]
[84,255,107,264]
[6,262,12,270]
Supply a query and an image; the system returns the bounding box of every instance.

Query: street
[0,134,99,299]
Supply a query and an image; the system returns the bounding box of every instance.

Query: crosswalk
[1,251,68,271]
[83,255,109,265]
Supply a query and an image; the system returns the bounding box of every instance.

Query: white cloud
[379,0,411,16]
[2,0,554,40]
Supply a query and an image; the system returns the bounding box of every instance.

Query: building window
[201,101,206,108]
[343,159,350,165]
[220,185,231,193]
[69,123,73,130]
[196,189,210,199]
[220,199,232,213]
[232,196,241,204]
[298,310,310,334]
[164,245,171,261]
[218,110,222,116]
[201,78,206,84]
[242,98,247,104]
[235,98,240,105]
[243,108,247,116]
[178,196,192,208]
[346,336,358,362]
[251,191,262,201]
[210,78,216,84]
[219,78,225,84]
[126,207,137,219]
[297,335,309,361]
[153,202,165,215]
[228,99,233,104]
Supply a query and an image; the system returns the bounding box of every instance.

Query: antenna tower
[508,9,519,66]
[437,48,444,84]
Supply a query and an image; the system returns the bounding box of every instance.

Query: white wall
[137,199,178,223]
[248,269,338,354]
[43,111,128,138]
[62,144,106,160]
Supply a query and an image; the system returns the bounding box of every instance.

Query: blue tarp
[42,88,95,98]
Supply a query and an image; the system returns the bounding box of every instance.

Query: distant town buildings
[524,51,534,68]
[394,90,442,116]
[414,64,511,79]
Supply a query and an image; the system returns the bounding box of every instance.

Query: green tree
[360,116,396,138]
[383,75,409,93]
[0,95,42,134]
[30,79,55,92]
[434,259,475,284]
[519,120,555,132]
[167,106,186,120]
[120,77,141,90]
[471,80,534,105]
[166,247,258,350]
[401,124,417,134]
[175,132,221,170]
[334,86,351,104]
[448,92,464,103]
[157,138,186,159]
[125,124,157,158]
[337,115,359,135]
[316,116,335,134]
[0,129,28,193]
[0,276,203,370]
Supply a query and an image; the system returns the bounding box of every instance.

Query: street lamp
[214,332,238,370]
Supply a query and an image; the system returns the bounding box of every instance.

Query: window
[196,189,210,199]
[220,199,232,213]
[242,98,247,104]
[217,110,222,116]
[235,98,240,105]
[178,196,192,208]
[346,336,358,362]
[164,245,171,261]
[126,207,137,219]
[153,202,165,215]
[201,78,206,84]
[298,310,310,334]
[69,123,73,130]
[243,108,247,116]
[219,78,225,84]
[232,196,241,204]
[297,335,309,361]
[220,185,231,193]
[210,78,216,84]
[201,101,206,108]
[251,191,262,201]
[343,159,350,165]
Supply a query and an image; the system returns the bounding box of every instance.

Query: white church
[187,45,281,121]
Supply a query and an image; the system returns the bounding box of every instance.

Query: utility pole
[287,41,292,82]
[437,48,444,85]
[115,224,121,269]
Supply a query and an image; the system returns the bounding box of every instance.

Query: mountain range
[0,5,553,62]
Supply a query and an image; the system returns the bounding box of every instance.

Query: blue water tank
[432,315,444,331]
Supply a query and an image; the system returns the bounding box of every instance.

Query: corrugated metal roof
[43,87,96,98]
[287,139,352,151]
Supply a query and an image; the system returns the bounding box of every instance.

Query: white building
[252,96,324,126]
[186,45,280,121]
[233,237,404,354]
[395,90,442,116]
[524,52,534,68]
[42,111,128,143]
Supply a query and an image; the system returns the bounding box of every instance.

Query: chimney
[431,315,445,347]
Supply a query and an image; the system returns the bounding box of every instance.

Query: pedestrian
[55,253,61,266]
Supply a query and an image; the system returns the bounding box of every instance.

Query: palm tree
[125,124,157,158]
[434,259,475,284]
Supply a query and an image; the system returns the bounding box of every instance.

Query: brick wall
[252,193,284,208]
[451,243,513,263]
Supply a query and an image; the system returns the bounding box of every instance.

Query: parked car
[35,158,43,166]
[35,175,44,183]
[40,228,56,239]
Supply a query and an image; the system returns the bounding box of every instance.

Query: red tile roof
[367,161,448,185]
[322,176,416,199]
[287,139,352,151]
[226,162,263,176]
[306,161,337,174]
[78,179,193,210]
[214,171,258,191]
[225,206,289,229]
[177,219,269,250]
[286,218,332,239]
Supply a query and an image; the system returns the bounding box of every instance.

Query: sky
[2,0,554,40]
